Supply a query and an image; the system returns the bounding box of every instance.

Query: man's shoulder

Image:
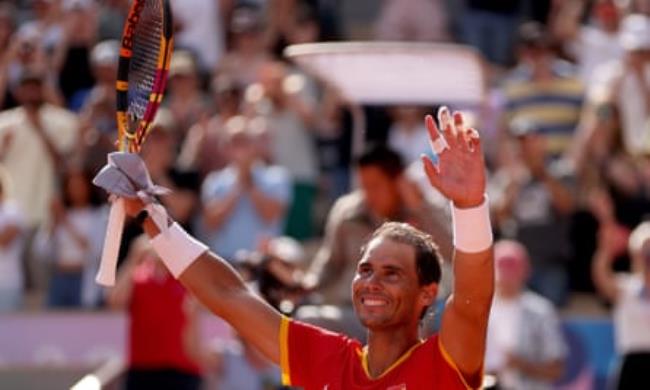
[328,191,367,221]
[0,107,23,127]
[42,104,78,123]
[521,291,558,316]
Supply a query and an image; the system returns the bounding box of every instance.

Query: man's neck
[365,326,421,378]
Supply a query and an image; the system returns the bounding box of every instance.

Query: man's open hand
[421,107,486,209]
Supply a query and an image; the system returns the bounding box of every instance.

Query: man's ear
[420,283,438,307]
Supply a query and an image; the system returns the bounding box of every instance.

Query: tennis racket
[96,0,174,286]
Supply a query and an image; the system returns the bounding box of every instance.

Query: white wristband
[452,195,493,253]
[151,222,209,278]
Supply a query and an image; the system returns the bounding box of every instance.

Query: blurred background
[0,0,649,389]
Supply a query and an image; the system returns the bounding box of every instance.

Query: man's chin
[357,313,392,330]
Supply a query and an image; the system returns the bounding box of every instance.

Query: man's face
[352,237,436,330]
[228,132,257,166]
[358,166,400,218]
[16,80,44,108]
[495,255,528,297]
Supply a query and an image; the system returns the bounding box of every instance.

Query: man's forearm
[140,214,283,363]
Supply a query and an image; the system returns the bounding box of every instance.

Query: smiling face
[352,236,437,331]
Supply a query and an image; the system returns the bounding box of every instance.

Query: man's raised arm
[421,108,494,386]
[126,204,283,364]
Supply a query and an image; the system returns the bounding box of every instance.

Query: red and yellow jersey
[279,317,481,390]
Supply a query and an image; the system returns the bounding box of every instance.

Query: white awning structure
[284,42,486,106]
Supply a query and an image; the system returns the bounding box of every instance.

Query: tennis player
[121,108,494,389]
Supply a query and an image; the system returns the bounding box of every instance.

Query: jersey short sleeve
[280,317,358,388]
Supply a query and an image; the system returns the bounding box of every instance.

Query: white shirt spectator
[591,60,650,156]
[613,274,650,354]
[486,291,567,390]
[170,0,225,71]
[0,105,78,227]
[568,26,624,84]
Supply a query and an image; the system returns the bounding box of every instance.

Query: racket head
[116,0,173,153]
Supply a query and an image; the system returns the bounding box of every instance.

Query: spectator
[52,0,97,106]
[178,75,244,178]
[501,22,584,159]
[76,40,120,173]
[461,0,522,66]
[164,51,212,143]
[37,167,104,308]
[491,120,575,305]
[218,6,271,88]
[0,27,64,109]
[592,221,650,389]
[387,106,431,165]
[199,115,291,262]
[17,0,64,54]
[485,240,567,389]
[586,14,650,157]
[170,0,226,73]
[553,0,626,84]
[0,69,78,292]
[97,0,129,41]
[247,60,319,240]
[107,236,203,390]
[304,144,452,339]
[375,0,449,42]
[0,166,26,312]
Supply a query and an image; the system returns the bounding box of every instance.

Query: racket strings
[126,0,164,148]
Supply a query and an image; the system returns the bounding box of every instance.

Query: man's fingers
[421,154,442,187]
[425,114,441,141]
[425,115,449,155]
[438,106,455,138]
[466,128,482,154]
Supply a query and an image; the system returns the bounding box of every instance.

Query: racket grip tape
[96,198,126,286]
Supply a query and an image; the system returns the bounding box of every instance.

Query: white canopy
[285,42,486,106]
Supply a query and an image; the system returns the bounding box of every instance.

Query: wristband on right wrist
[150,222,209,278]
[451,195,493,253]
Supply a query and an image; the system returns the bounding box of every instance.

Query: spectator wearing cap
[491,119,575,306]
[199,115,292,263]
[71,40,120,174]
[164,51,212,143]
[485,240,567,390]
[0,69,78,292]
[501,22,584,159]
[585,14,650,157]
[217,6,271,88]
[178,75,244,178]
[593,221,650,389]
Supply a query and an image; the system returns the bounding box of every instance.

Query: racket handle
[96,198,126,286]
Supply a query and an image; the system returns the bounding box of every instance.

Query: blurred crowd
[0,0,649,389]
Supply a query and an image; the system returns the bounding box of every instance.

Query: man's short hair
[365,222,442,286]
[355,144,404,178]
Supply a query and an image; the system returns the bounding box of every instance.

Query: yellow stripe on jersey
[438,338,481,390]
[279,316,291,386]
